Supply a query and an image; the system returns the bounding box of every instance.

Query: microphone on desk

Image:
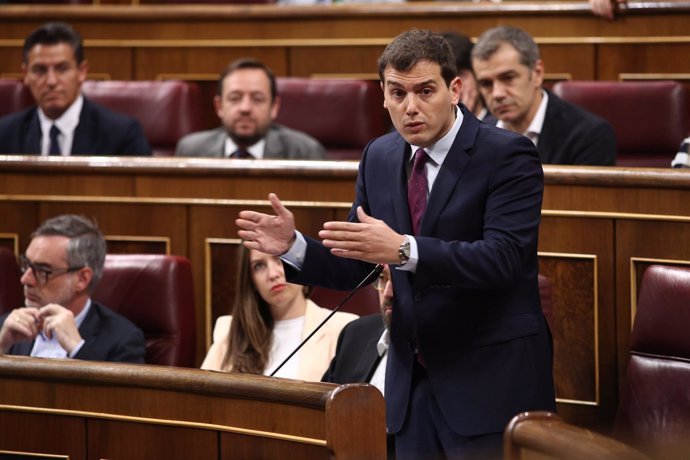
[269,263,384,377]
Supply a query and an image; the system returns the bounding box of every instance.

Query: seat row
[0,78,389,159]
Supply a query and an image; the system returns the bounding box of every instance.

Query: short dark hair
[23,22,84,65]
[441,32,474,74]
[378,29,457,87]
[32,214,106,291]
[217,57,277,102]
[472,26,540,70]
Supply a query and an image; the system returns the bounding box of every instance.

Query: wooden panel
[540,44,596,81]
[221,432,329,460]
[88,419,218,460]
[598,43,690,81]
[538,215,615,431]
[0,412,85,460]
[0,357,387,460]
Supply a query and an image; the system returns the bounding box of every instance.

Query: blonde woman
[202,245,358,381]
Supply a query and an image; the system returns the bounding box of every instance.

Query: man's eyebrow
[386,79,437,90]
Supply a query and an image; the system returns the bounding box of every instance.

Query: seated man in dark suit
[0,214,145,363]
[472,25,617,166]
[322,264,393,395]
[175,58,326,159]
[0,22,151,156]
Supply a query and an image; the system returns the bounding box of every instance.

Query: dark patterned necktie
[49,124,61,156]
[408,148,429,235]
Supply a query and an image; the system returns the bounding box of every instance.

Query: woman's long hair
[221,245,275,373]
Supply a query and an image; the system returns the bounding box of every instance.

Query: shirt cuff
[68,339,85,358]
[280,231,306,270]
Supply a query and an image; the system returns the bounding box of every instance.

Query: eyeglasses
[19,255,83,285]
[372,274,391,292]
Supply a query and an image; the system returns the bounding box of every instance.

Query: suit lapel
[352,334,383,382]
[72,98,93,155]
[420,106,476,235]
[23,110,41,154]
[389,137,413,234]
[536,90,559,164]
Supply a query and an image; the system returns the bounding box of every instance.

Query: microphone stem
[269,263,383,377]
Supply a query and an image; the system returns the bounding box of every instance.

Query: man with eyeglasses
[0,214,145,362]
[322,264,395,459]
[322,264,393,395]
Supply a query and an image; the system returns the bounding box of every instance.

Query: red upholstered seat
[613,264,690,457]
[82,80,204,157]
[552,81,688,167]
[92,254,197,367]
[504,265,690,460]
[0,247,23,314]
[275,78,390,160]
[0,79,33,118]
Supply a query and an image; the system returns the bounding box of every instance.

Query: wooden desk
[0,355,386,459]
[1,156,690,432]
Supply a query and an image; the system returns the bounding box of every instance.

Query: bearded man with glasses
[0,214,145,363]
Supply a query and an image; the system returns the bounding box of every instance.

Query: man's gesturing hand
[236,193,297,255]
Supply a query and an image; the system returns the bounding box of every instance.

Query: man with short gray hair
[0,214,145,363]
[472,25,617,166]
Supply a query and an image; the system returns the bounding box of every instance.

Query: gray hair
[472,26,540,70]
[32,214,106,291]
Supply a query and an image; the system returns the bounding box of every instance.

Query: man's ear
[380,82,388,109]
[74,266,93,293]
[213,95,223,118]
[77,59,89,85]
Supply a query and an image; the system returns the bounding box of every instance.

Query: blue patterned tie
[49,124,61,156]
[231,149,253,159]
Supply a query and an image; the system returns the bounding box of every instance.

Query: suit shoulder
[546,91,613,130]
[0,107,36,131]
[91,301,143,335]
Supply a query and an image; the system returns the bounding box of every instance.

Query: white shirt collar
[224,136,266,159]
[409,105,463,166]
[496,90,548,146]
[376,328,390,357]
[38,94,84,156]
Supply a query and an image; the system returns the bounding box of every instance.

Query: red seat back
[552,80,688,167]
[92,254,197,367]
[0,79,33,118]
[614,265,690,456]
[275,78,389,160]
[82,80,204,157]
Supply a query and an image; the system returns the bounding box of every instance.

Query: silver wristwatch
[398,235,411,266]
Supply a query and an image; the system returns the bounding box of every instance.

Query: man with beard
[472,26,616,166]
[175,58,326,159]
[0,214,145,363]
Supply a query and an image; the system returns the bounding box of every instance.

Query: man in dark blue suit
[472,26,616,166]
[0,22,150,156]
[237,29,555,459]
[0,214,145,363]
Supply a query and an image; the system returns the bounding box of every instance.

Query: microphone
[269,263,384,377]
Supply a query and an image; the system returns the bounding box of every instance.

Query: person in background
[322,263,395,457]
[0,22,151,156]
[201,245,357,381]
[672,136,690,168]
[175,58,326,160]
[236,29,555,459]
[322,264,393,395]
[441,31,496,124]
[0,214,145,363]
[590,0,626,20]
[472,25,617,166]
